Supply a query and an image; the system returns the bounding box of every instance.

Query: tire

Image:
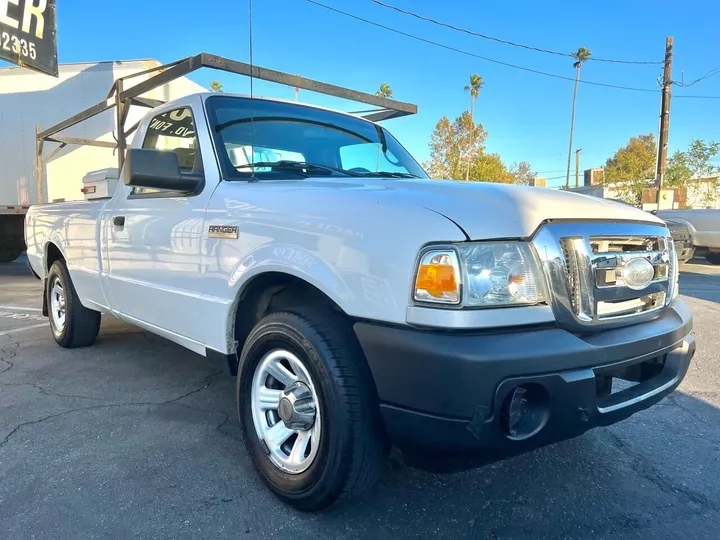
[47,260,101,348]
[0,248,24,263]
[237,309,388,511]
[678,250,695,265]
[705,253,720,265]
[0,216,25,263]
[678,248,695,264]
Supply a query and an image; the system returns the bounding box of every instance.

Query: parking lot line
[0,306,42,312]
[0,323,48,337]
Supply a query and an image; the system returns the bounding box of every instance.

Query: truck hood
[295,177,663,240]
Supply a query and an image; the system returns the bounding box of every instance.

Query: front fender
[200,240,393,354]
[229,243,354,307]
[198,182,467,353]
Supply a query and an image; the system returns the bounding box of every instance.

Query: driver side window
[132,107,199,196]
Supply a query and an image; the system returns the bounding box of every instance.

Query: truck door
[103,103,218,348]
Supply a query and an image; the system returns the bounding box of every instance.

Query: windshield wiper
[356,171,423,179]
[235,161,361,177]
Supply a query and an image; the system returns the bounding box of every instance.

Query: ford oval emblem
[621,258,655,290]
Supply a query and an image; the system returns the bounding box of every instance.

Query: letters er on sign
[0,0,58,77]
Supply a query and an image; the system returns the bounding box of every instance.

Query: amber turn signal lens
[414,251,460,304]
[416,263,457,297]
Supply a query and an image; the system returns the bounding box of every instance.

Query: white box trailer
[0,59,206,262]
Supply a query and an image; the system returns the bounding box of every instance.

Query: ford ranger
[25,93,695,510]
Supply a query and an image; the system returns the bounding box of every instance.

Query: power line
[673,67,720,87]
[674,93,720,99]
[307,1,659,93]
[370,0,664,65]
[308,1,720,100]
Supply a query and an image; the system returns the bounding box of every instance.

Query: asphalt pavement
[1,256,719,539]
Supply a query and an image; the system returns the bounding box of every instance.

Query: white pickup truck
[658,209,720,265]
[25,93,695,510]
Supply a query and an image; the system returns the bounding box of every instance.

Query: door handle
[113,216,125,227]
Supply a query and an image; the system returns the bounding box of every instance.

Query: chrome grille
[533,223,676,331]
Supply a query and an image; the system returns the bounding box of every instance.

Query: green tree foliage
[666,140,720,207]
[603,134,657,204]
[425,112,513,183]
[376,82,393,98]
[509,161,537,185]
[571,47,592,66]
[463,74,484,120]
[210,80,223,92]
[472,153,515,183]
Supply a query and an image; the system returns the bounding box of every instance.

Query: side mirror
[650,209,658,215]
[124,148,203,193]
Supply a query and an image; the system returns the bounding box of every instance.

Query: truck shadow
[16,323,718,540]
[330,389,720,539]
[679,264,720,304]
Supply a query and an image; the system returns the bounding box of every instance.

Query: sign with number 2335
[0,0,58,77]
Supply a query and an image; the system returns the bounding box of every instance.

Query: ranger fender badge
[208,225,239,239]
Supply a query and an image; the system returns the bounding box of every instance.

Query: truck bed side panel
[26,201,109,312]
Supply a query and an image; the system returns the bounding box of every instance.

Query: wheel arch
[230,270,352,365]
[45,241,66,273]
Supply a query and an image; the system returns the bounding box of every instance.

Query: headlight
[414,242,546,307]
[458,243,546,307]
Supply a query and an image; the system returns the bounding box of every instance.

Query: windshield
[205,96,428,180]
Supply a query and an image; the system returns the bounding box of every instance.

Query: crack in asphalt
[604,428,717,512]
[0,369,225,450]
[2,382,107,401]
[0,345,18,373]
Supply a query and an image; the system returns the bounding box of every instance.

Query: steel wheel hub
[49,276,66,334]
[250,349,322,474]
[278,382,316,430]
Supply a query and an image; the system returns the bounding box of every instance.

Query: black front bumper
[355,299,694,465]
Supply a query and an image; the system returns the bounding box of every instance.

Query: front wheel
[678,248,695,265]
[705,253,720,265]
[47,260,101,348]
[237,309,388,511]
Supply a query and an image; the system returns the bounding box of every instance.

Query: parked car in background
[657,209,720,264]
[663,219,696,264]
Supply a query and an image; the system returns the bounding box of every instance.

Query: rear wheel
[0,247,24,263]
[705,253,720,265]
[237,309,388,511]
[0,216,26,263]
[47,260,101,348]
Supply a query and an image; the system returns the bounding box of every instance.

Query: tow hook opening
[500,384,550,441]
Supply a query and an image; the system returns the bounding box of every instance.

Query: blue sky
[4,0,720,185]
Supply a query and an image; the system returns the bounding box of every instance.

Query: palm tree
[464,74,484,120]
[210,80,223,93]
[463,74,484,180]
[565,47,591,188]
[376,82,393,99]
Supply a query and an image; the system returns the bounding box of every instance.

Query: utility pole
[655,36,673,206]
[575,148,582,188]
